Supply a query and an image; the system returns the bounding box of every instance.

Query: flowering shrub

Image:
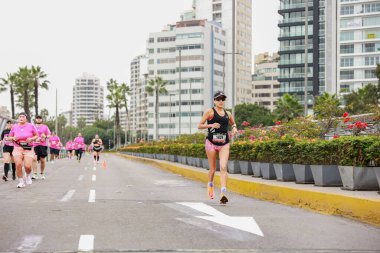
[342,112,369,136]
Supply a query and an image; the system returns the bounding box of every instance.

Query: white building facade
[194,0,253,106]
[147,20,226,140]
[71,73,104,126]
[338,0,380,94]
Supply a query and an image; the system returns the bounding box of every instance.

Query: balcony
[280,44,313,52]
[279,16,313,24]
[279,73,313,79]
[279,2,313,11]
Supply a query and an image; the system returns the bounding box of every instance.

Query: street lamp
[169,93,175,139]
[189,78,192,135]
[177,47,182,136]
[304,0,309,116]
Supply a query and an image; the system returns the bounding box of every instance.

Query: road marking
[93,167,96,171]
[84,167,88,171]
[92,175,96,182]
[177,202,264,236]
[78,175,84,181]
[17,235,43,252]
[78,235,94,251]
[60,190,76,202]
[88,190,96,203]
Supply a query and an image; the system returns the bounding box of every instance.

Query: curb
[117,153,380,227]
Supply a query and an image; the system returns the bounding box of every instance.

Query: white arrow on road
[177,202,264,237]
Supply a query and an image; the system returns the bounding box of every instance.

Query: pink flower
[333,135,340,139]
[348,124,354,129]
[344,117,350,123]
[275,121,281,125]
[343,112,349,118]
[241,121,250,127]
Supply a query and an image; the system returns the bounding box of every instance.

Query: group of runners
[1,113,104,188]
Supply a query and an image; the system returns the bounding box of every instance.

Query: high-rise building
[60,111,72,127]
[252,53,280,112]
[338,0,380,94]
[194,0,253,106]
[146,19,226,140]
[278,0,337,110]
[0,106,10,118]
[71,73,104,126]
[125,55,149,142]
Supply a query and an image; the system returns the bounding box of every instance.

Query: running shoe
[207,185,215,199]
[40,174,46,180]
[2,175,8,182]
[25,174,33,185]
[32,173,38,180]
[220,194,228,204]
[17,179,25,188]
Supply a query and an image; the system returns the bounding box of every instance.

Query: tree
[234,103,274,127]
[77,117,86,129]
[93,119,114,130]
[14,66,34,120]
[120,82,131,144]
[40,108,49,121]
[145,76,168,140]
[106,79,124,148]
[344,84,379,114]
[273,93,303,122]
[31,66,49,116]
[314,92,344,137]
[0,73,17,118]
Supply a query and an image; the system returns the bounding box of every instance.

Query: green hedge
[119,136,380,167]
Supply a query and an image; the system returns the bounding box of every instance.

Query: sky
[0,0,279,117]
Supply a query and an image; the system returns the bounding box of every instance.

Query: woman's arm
[198,109,219,130]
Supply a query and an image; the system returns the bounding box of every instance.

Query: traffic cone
[101,159,107,169]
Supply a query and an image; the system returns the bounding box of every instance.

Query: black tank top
[207,108,229,146]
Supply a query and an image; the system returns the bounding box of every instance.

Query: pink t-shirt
[2,133,14,147]
[50,136,61,149]
[73,137,84,150]
[65,141,73,150]
[33,124,51,147]
[9,123,38,148]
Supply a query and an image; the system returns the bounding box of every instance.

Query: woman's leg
[218,144,230,194]
[2,153,11,180]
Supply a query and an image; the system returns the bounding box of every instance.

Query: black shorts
[34,145,48,159]
[3,145,14,155]
[50,148,60,155]
[75,149,83,155]
[93,146,102,152]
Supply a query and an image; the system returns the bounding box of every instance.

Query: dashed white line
[60,190,76,202]
[88,190,96,203]
[78,175,84,181]
[78,235,94,252]
[17,235,43,252]
[92,175,96,182]
[93,166,97,171]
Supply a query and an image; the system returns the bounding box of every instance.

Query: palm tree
[145,76,168,140]
[0,73,17,118]
[120,83,131,144]
[106,79,124,148]
[274,93,303,122]
[344,83,379,114]
[14,66,34,119]
[31,66,49,116]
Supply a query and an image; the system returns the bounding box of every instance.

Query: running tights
[4,163,15,178]
[94,155,100,161]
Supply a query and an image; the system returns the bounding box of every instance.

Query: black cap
[18,112,28,117]
[35,115,42,119]
[6,120,12,124]
[214,91,227,100]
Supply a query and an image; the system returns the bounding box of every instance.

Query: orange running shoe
[207,185,215,199]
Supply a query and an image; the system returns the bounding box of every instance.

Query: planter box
[273,163,295,182]
[163,154,170,161]
[338,166,379,191]
[374,167,380,189]
[227,160,240,174]
[310,165,342,187]
[293,164,314,184]
[202,158,210,170]
[239,161,253,175]
[194,158,203,168]
[168,155,178,163]
[187,157,195,166]
[177,156,186,164]
[156,154,164,160]
[260,163,276,180]
[251,162,262,177]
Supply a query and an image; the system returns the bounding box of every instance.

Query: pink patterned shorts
[205,139,229,152]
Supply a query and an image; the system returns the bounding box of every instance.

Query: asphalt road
[0,153,379,253]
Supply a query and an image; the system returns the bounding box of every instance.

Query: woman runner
[73,133,85,163]
[49,131,62,163]
[7,113,39,188]
[197,91,238,204]
[1,120,16,181]
[91,134,103,165]
[65,140,74,159]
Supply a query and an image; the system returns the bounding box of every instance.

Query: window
[340,70,354,80]
[177,44,203,50]
[340,44,354,54]
[340,6,354,15]
[340,31,354,41]
[364,56,380,66]
[148,38,154,43]
[157,47,176,54]
[363,16,380,27]
[255,85,271,89]
[365,70,376,79]
[157,37,176,43]
[340,57,354,67]
[176,33,203,39]
[364,3,380,13]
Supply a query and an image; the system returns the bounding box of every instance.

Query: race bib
[212,133,226,143]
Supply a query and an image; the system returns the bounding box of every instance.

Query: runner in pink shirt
[1,120,16,181]
[32,115,51,180]
[49,131,62,163]
[73,133,85,163]
[65,140,74,159]
[8,112,39,188]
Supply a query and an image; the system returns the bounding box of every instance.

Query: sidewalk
[117,153,380,227]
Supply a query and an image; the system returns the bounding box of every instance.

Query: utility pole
[232,0,236,143]
[55,88,58,134]
[189,79,192,135]
[304,0,309,116]
[178,48,182,136]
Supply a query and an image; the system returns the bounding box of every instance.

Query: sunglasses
[215,97,226,102]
